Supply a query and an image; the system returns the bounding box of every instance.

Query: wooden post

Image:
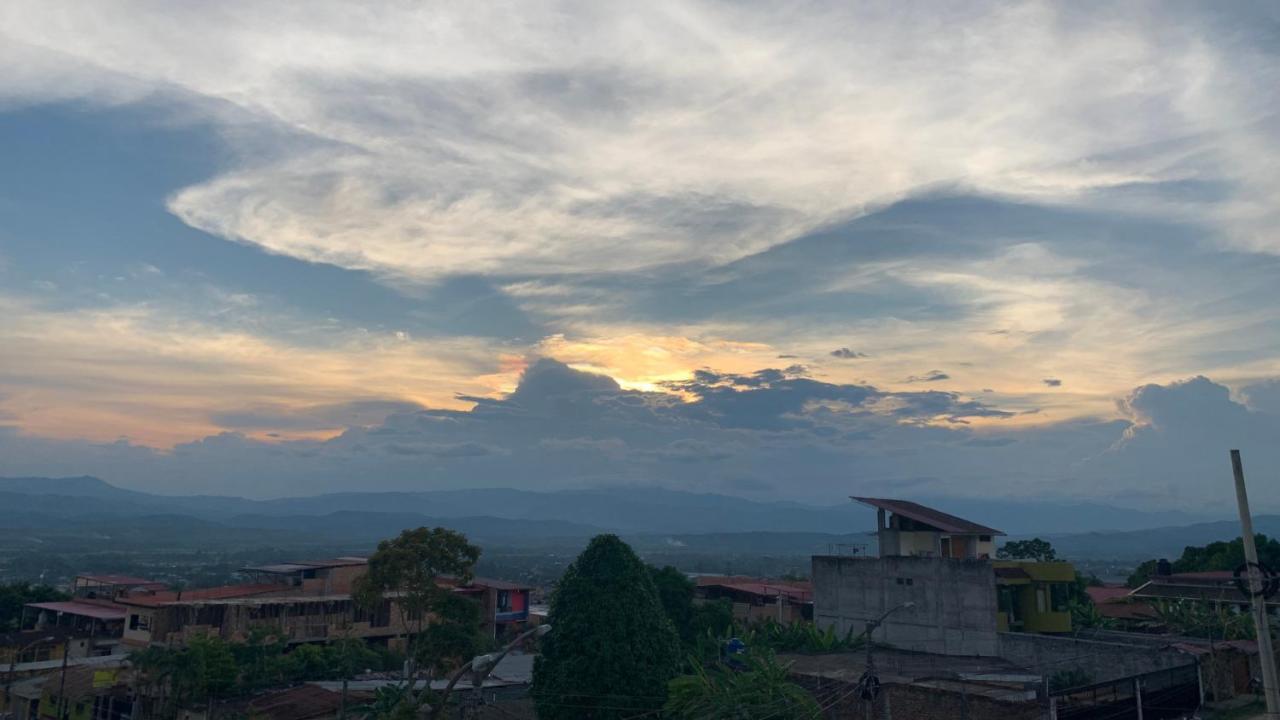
[1231,449,1280,718]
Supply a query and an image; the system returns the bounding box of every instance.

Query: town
[2,495,1274,719]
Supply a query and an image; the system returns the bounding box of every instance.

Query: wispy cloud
[2,2,1277,282]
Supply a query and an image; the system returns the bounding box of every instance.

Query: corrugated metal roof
[118,583,286,607]
[851,497,1005,536]
[26,601,127,621]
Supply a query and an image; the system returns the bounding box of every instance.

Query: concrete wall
[996,632,1194,684]
[812,555,999,656]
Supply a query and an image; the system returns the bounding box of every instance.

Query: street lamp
[431,624,551,720]
[5,636,56,716]
[858,601,914,702]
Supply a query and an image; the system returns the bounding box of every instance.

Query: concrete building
[813,498,1075,656]
[855,497,1001,559]
[813,554,1001,655]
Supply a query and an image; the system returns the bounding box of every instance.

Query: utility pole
[1230,449,1280,718]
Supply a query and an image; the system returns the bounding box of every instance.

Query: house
[1128,568,1278,612]
[693,576,814,623]
[855,497,1001,559]
[70,574,167,600]
[1083,585,1158,630]
[239,558,370,595]
[439,577,533,639]
[993,561,1075,633]
[813,498,1074,656]
[114,557,533,648]
[22,600,129,657]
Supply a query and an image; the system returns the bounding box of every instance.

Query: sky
[1,1,1279,510]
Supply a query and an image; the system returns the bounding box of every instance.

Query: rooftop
[852,497,1005,536]
[26,601,127,621]
[117,583,287,607]
[242,558,367,574]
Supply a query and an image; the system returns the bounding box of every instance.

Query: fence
[1052,663,1201,720]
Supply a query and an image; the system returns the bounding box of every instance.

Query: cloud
[2,1,1277,285]
[904,370,950,383]
[1043,378,1062,387]
[830,348,867,360]
[3,363,1279,511]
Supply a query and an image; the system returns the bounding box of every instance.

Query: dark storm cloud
[830,348,867,359]
[1043,378,1062,387]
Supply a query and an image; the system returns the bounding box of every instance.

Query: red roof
[245,685,343,720]
[26,601,127,621]
[852,497,1004,536]
[1085,586,1133,604]
[700,581,813,603]
[119,583,286,607]
[1094,602,1158,621]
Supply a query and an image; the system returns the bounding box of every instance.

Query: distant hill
[1033,517,1280,561]
[0,476,1221,535]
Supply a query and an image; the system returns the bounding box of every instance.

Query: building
[439,577,533,639]
[813,498,1074,656]
[113,558,532,648]
[855,497,1001,560]
[70,575,167,600]
[993,561,1074,633]
[22,600,129,657]
[693,576,814,623]
[239,558,370,595]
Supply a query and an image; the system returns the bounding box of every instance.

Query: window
[894,577,914,586]
[979,535,992,542]
[496,591,512,612]
[1049,583,1071,613]
[129,614,150,631]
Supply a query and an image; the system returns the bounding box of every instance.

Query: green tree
[997,538,1057,562]
[665,651,820,719]
[1128,534,1280,587]
[649,566,696,644]
[352,526,481,717]
[533,535,682,719]
[0,582,69,630]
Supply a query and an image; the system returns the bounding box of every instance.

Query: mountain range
[0,476,1259,560]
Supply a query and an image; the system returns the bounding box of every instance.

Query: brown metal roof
[26,601,127,621]
[851,497,1004,536]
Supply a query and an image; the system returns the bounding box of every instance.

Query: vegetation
[351,526,487,718]
[665,651,820,719]
[353,526,485,671]
[1127,534,1280,587]
[1049,667,1094,692]
[131,632,401,716]
[0,581,68,630]
[1147,599,1254,640]
[998,538,1058,562]
[532,534,683,719]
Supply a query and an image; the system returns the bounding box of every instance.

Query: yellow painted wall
[994,561,1075,634]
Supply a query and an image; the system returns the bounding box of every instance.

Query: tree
[649,566,696,644]
[533,535,682,719]
[997,538,1057,562]
[665,651,820,719]
[352,526,481,718]
[1128,534,1280,587]
[0,582,69,631]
